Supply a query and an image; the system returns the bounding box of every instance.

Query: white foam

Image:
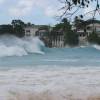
[80,46,87,48]
[93,45,100,50]
[0,35,44,57]
[44,59,79,62]
[0,67,100,100]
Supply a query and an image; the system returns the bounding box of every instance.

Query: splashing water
[0,35,44,57]
[0,35,100,100]
[93,45,100,51]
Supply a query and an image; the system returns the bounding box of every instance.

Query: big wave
[0,35,45,57]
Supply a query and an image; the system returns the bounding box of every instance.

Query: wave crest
[0,35,45,57]
[93,45,100,50]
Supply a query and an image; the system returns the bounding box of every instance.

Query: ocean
[0,35,100,100]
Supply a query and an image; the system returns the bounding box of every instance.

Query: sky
[0,0,62,25]
[0,0,100,25]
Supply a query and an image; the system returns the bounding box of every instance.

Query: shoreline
[0,67,100,100]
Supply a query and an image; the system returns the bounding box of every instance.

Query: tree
[39,25,50,31]
[74,17,84,29]
[52,18,79,46]
[62,18,78,46]
[59,0,99,19]
[13,25,25,37]
[52,23,63,32]
[52,18,71,32]
[88,32,100,44]
[65,30,79,46]
[62,18,71,31]
[0,25,14,35]
[12,20,25,28]
[11,20,25,37]
[0,20,26,37]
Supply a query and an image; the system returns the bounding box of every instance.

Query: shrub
[88,32,100,44]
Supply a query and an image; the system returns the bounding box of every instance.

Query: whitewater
[1,35,100,100]
[0,34,44,57]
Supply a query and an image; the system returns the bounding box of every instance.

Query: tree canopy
[52,18,79,46]
[0,25,14,35]
[88,32,100,44]
[11,20,25,37]
[0,20,25,37]
[62,18,79,46]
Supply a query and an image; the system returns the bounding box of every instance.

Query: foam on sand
[0,67,100,100]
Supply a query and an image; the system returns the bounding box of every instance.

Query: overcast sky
[0,0,100,25]
[0,0,61,25]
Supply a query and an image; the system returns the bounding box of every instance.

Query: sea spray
[0,35,45,57]
[93,44,100,50]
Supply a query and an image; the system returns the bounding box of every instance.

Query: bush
[64,31,79,46]
[88,32,100,44]
[13,25,25,37]
[0,25,14,35]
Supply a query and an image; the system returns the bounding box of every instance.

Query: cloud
[9,0,35,16]
[8,0,60,17]
[45,7,63,17]
[45,7,57,17]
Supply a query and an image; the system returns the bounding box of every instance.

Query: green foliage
[0,20,25,37]
[64,31,79,46]
[13,25,25,37]
[52,18,79,46]
[53,23,63,31]
[88,32,100,44]
[39,25,50,32]
[62,18,71,31]
[62,18,79,46]
[11,20,25,37]
[74,17,86,30]
[0,25,14,35]
[11,20,25,28]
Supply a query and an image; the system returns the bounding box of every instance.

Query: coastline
[0,67,100,100]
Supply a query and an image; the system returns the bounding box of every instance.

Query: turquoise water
[1,35,100,100]
[0,46,100,100]
[0,46,100,67]
[0,35,100,68]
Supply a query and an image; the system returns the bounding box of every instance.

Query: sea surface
[0,35,100,100]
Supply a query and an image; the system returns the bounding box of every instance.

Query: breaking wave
[0,35,45,57]
[93,45,100,50]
